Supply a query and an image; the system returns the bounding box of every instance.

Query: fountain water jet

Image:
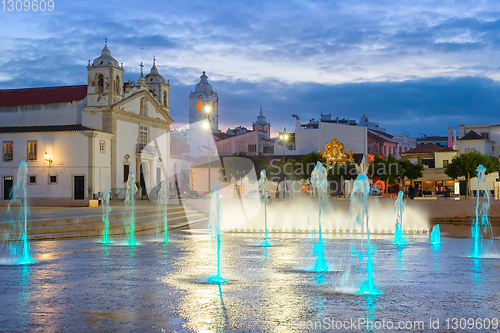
[101,189,112,244]
[208,185,225,283]
[347,174,382,295]
[259,170,270,247]
[5,161,34,265]
[125,172,138,246]
[311,161,328,272]
[393,191,406,245]
[430,224,442,245]
[471,165,491,258]
[157,181,169,243]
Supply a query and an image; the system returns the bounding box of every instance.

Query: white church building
[0,43,172,205]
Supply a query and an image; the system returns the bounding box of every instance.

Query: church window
[139,126,148,150]
[3,141,13,161]
[197,101,202,109]
[163,92,167,106]
[99,140,106,153]
[27,141,37,161]
[114,77,120,94]
[97,75,104,93]
[212,101,215,110]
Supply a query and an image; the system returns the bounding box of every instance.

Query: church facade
[0,44,172,204]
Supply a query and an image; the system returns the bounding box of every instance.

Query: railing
[3,153,13,161]
[137,144,157,155]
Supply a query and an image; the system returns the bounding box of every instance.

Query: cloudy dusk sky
[2,0,500,137]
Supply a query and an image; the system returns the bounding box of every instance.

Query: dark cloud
[168,76,500,137]
[2,0,500,140]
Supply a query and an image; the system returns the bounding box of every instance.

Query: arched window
[114,77,120,94]
[197,101,202,109]
[97,75,104,93]
[163,92,167,106]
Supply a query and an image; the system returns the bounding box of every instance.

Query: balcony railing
[137,144,157,155]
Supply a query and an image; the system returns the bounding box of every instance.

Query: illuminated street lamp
[279,133,289,163]
[204,103,212,195]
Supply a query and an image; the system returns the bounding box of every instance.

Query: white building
[216,109,275,156]
[285,114,368,163]
[457,124,499,157]
[0,43,172,204]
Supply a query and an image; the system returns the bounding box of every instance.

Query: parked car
[369,185,382,196]
[183,190,199,199]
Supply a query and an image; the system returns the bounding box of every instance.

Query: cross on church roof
[105,37,107,45]
[153,55,156,66]
[140,62,144,77]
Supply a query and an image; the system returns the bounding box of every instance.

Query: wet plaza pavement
[1,231,499,332]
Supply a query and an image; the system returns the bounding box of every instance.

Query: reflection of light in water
[431,243,441,273]
[316,272,325,285]
[395,247,405,280]
[102,245,110,268]
[472,258,481,283]
[19,265,30,328]
[365,296,376,331]
[214,284,227,332]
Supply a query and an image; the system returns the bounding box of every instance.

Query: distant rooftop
[459,130,483,141]
[401,143,443,154]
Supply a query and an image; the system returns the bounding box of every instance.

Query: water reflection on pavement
[0,232,499,332]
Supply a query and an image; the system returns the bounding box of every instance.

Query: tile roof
[435,147,457,153]
[401,143,443,154]
[458,130,483,140]
[0,85,87,107]
[0,124,109,134]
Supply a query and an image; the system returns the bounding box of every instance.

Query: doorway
[3,176,13,200]
[140,162,147,198]
[74,176,85,200]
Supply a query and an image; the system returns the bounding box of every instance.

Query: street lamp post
[203,104,212,195]
[279,132,289,198]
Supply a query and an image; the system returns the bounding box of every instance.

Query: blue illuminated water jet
[157,181,169,243]
[393,191,406,245]
[101,189,112,244]
[259,170,271,247]
[208,185,226,283]
[348,174,382,295]
[311,161,328,272]
[6,161,34,265]
[471,165,491,258]
[430,224,442,245]
[125,172,138,246]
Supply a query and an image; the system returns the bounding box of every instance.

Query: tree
[219,152,268,187]
[368,154,403,196]
[445,151,498,199]
[300,151,326,180]
[399,159,424,196]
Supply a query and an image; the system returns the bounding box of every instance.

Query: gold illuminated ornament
[320,137,350,163]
